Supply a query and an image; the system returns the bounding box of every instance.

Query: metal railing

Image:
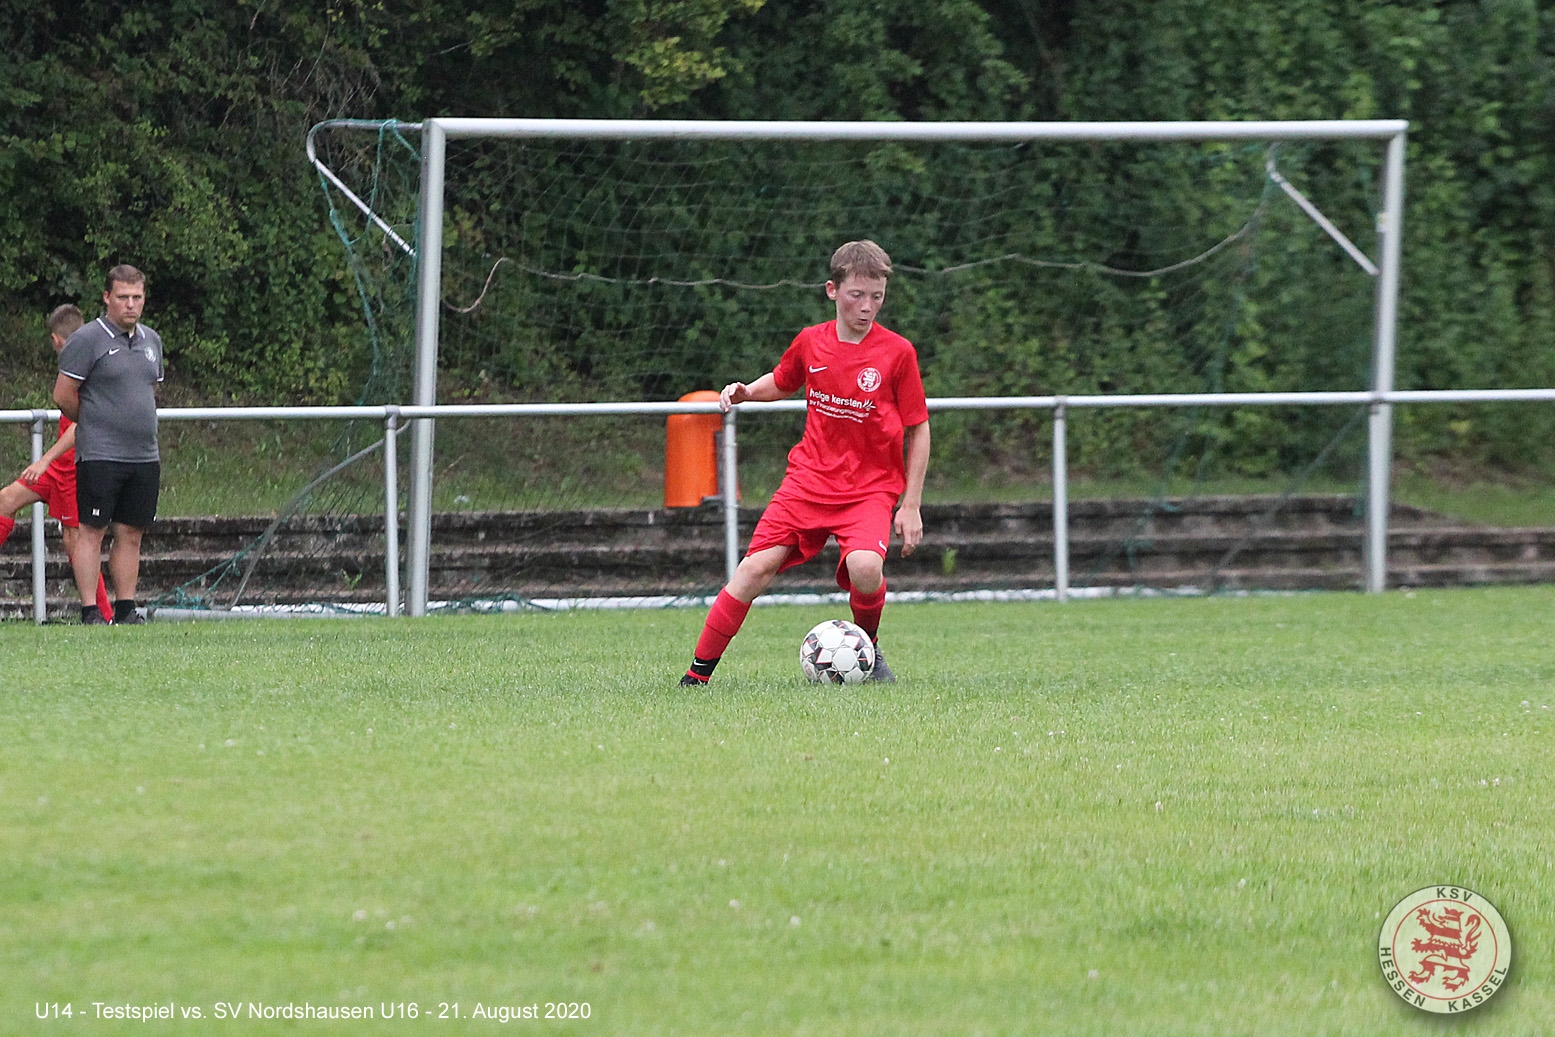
[7,386,1555,622]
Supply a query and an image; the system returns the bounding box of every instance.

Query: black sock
[113,599,138,622]
[687,656,720,680]
[81,605,102,622]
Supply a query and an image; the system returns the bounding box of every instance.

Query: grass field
[2,588,1552,1034]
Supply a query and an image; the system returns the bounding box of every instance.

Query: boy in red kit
[0,305,113,620]
[680,240,931,685]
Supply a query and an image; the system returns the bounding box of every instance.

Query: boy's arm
[720,373,791,412]
[19,422,76,485]
[894,420,931,556]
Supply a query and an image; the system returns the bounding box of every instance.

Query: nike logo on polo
[808,365,827,373]
[108,348,122,355]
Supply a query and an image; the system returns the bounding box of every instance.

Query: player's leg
[71,461,116,623]
[0,479,45,547]
[840,549,894,681]
[842,548,886,628]
[834,497,898,682]
[680,545,789,686]
[70,523,110,621]
[680,493,832,686]
[47,470,114,621]
[106,523,145,621]
[726,545,790,602]
[105,462,158,624]
[59,523,113,620]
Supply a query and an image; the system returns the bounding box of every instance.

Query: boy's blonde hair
[47,304,84,339]
[830,240,892,284]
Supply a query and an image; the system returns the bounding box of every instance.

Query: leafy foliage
[4,0,1555,472]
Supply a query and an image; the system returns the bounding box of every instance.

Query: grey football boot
[867,641,896,683]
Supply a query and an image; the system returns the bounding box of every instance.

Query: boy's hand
[894,505,923,556]
[19,460,46,485]
[719,381,749,412]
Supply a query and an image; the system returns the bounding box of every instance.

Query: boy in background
[0,304,113,620]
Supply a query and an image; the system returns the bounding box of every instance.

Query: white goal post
[383,117,1408,615]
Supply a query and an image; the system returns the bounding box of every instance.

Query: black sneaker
[116,610,147,626]
[81,607,110,626]
[679,673,709,687]
[868,642,896,683]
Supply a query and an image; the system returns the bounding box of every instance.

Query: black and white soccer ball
[800,619,876,684]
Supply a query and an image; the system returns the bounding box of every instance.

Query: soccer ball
[800,619,876,684]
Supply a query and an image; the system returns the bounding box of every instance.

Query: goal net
[145,120,1399,613]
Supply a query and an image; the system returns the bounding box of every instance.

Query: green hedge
[4,0,1553,471]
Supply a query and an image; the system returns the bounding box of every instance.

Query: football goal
[302,117,1405,615]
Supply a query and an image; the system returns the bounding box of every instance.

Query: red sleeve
[772,331,807,395]
[894,345,929,426]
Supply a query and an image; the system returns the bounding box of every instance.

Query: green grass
[925,470,1555,527]
[3,588,1553,1034]
[1394,472,1555,528]
[8,411,1555,521]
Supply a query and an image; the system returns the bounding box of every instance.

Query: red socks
[95,575,113,621]
[0,514,13,547]
[850,580,886,641]
[696,589,754,660]
[687,589,753,680]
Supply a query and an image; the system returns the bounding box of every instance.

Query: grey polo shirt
[59,317,165,463]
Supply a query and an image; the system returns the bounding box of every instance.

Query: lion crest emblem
[1406,906,1481,992]
[1379,885,1511,1014]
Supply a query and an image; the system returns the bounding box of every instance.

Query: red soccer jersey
[770,320,929,505]
[54,415,76,474]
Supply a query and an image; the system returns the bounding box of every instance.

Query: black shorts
[76,460,160,530]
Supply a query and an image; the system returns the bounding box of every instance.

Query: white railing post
[721,408,740,585]
[384,408,401,617]
[1052,401,1069,603]
[30,412,47,624]
[407,118,447,616]
[1365,130,1407,593]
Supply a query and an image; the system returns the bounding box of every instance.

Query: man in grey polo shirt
[54,264,164,625]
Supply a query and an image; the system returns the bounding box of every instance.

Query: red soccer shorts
[24,462,80,528]
[745,490,895,590]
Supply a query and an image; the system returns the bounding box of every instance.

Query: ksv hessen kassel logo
[856,367,881,392]
[1378,885,1511,1014]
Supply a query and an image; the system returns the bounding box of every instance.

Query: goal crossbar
[310,117,1406,143]
[428,118,1408,142]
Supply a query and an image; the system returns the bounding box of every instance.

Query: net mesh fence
[129,124,1389,612]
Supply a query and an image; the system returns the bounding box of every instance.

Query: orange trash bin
[665,390,731,507]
